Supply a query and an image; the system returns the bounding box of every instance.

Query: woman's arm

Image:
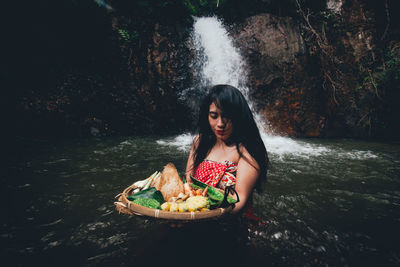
[232,147,260,213]
[185,135,199,184]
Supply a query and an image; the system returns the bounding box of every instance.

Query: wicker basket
[114,184,233,221]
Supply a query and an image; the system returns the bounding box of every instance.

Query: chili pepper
[202,185,209,197]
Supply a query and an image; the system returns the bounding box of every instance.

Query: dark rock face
[232,0,399,138]
[13,6,193,138]
[235,14,326,136]
[115,22,192,135]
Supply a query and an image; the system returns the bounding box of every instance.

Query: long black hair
[191,84,269,192]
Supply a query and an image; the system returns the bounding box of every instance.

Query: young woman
[185,84,269,214]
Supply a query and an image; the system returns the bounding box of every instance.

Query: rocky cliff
[235,13,326,137]
[233,0,399,138]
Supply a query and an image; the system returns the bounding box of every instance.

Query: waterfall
[182,16,267,133]
[157,16,376,160]
[190,16,248,94]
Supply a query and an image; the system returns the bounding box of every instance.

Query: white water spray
[158,16,376,160]
[191,17,247,92]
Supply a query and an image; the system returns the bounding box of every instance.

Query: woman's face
[208,102,233,142]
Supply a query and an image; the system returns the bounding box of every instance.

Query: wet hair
[192,84,269,192]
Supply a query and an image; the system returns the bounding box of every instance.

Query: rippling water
[2,136,400,266]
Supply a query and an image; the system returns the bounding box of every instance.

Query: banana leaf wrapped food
[127,187,164,204]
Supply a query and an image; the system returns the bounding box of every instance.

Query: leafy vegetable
[127,187,164,204]
[133,198,161,209]
[207,198,220,207]
[226,196,237,204]
[191,176,237,206]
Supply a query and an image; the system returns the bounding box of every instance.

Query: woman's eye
[209,113,218,119]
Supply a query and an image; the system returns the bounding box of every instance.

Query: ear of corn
[160,196,209,212]
[160,202,170,211]
[169,202,179,212]
[178,203,188,212]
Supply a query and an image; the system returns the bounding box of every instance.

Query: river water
[2,135,400,266]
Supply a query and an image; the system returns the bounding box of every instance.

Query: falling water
[189,16,248,94]
[159,16,376,160]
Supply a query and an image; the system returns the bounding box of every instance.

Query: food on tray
[161,196,209,212]
[186,196,209,211]
[131,171,161,194]
[127,187,164,205]
[157,163,185,202]
[184,183,194,196]
[133,198,161,209]
[169,192,190,202]
[150,170,162,190]
[191,176,237,206]
[123,163,238,214]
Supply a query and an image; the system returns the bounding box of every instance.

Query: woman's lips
[216,130,224,135]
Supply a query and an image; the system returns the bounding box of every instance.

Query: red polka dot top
[194,159,237,189]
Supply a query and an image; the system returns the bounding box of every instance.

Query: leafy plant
[356,47,400,95]
[183,0,226,15]
[118,29,139,42]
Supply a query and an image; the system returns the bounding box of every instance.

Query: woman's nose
[217,117,226,128]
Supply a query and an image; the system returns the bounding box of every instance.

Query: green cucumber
[191,176,237,204]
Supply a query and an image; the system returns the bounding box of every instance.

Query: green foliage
[383,49,400,82]
[118,29,139,42]
[184,0,197,14]
[183,0,226,15]
[356,48,400,93]
[320,10,333,20]
[352,46,400,136]
[318,10,342,34]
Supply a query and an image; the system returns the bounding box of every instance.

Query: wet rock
[90,127,100,137]
[109,20,193,134]
[234,13,326,137]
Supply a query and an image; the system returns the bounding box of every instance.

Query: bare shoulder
[238,144,260,171]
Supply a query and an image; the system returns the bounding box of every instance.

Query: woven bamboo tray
[114,184,233,221]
